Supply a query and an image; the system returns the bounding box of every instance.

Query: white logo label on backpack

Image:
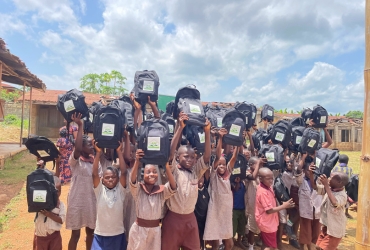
[229,124,241,136]
[316,157,321,167]
[217,117,222,127]
[89,113,94,123]
[102,123,115,136]
[33,190,47,203]
[260,140,264,147]
[308,139,316,148]
[37,150,50,158]
[232,168,241,175]
[267,110,273,117]
[168,124,174,134]
[252,112,256,119]
[320,116,327,124]
[266,152,275,162]
[143,81,154,92]
[295,136,302,144]
[275,132,284,142]
[147,137,160,151]
[198,132,205,143]
[189,104,201,114]
[245,116,248,124]
[64,100,75,112]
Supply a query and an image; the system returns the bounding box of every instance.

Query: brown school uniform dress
[203,164,233,240]
[127,181,176,250]
[65,153,97,230]
[124,167,137,240]
[244,170,260,234]
[161,156,209,250]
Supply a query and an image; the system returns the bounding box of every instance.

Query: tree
[345,110,363,119]
[0,89,22,102]
[79,70,127,95]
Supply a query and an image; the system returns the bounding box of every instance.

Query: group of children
[32,96,353,250]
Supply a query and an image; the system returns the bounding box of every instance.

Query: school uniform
[161,156,209,250]
[244,171,260,234]
[232,180,246,237]
[194,178,210,249]
[92,181,127,250]
[127,181,176,250]
[316,189,347,250]
[203,164,233,241]
[34,201,65,250]
[255,183,279,249]
[123,167,137,241]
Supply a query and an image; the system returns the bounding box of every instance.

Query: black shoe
[289,239,300,249]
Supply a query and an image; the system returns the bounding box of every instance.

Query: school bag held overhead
[25,136,61,165]
[132,70,160,105]
[270,120,291,148]
[174,85,206,127]
[222,108,246,146]
[298,127,320,154]
[311,105,329,128]
[261,104,274,122]
[234,101,257,129]
[56,89,89,122]
[314,148,339,178]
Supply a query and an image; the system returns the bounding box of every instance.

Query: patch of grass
[0,151,35,185]
[340,151,360,174]
[0,186,25,233]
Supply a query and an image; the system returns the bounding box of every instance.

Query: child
[161,112,211,250]
[244,156,263,250]
[232,176,247,250]
[203,128,238,250]
[195,172,210,250]
[66,113,97,250]
[34,176,65,250]
[255,167,295,250]
[316,172,349,250]
[56,128,73,184]
[296,155,323,250]
[92,140,127,250]
[127,149,177,250]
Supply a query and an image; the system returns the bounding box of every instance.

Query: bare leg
[223,238,234,250]
[211,240,220,250]
[85,227,94,250]
[68,229,81,250]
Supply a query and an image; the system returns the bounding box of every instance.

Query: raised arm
[54,155,61,177]
[319,174,338,206]
[248,158,265,180]
[308,163,317,190]
[117,141,127,188]
[214,128,227,169]
[123,129,131,164]
[92,140,102,188]
[71,113,83,159]
[228,145,240,171]
[247,129,255,156]
[203,119,212,165]
[131,93,142,129]
[148,96,160,119]
[321,127,333,148]
[169,112,188,162]
[130,149,144,184]
[165,161,177,190]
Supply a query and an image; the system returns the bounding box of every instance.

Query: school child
[316,172,349,250]
[231,176,247,250]
[91,140,127,250]
[127,149,177,250]
[244,156,263,250]
[195,172,210,250]
[161,112,211,250]
[295,155,324,250]
[203,128,239,250]
[34,176,65,250]
[66,113,97,250]
[255,167,295,250]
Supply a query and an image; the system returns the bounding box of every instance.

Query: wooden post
[28,87,32,137]
[20,82,26,147]
[356,1,370,249]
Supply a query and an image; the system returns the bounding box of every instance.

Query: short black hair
[104,166,119,177]
[339,154,349,164]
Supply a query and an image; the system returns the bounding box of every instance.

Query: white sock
[248,244,254,250]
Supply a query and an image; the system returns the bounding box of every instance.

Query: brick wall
[4,102,30,119]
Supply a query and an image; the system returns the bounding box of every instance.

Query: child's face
[102,169,119,189]
[260,172,274,187]
[217,157,227,175]
[249,161,257,171]
[285,156,293,171]
[243,150,251,161]
[198,176,204,189]
[130,145,136,162]
[56,183,61,197]
[143,165,158,185]
[329,173,343,189]
[178,149,197,169]
[83,138,94,155]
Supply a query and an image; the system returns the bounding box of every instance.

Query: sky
[0,0,365,114]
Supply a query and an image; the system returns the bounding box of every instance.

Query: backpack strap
[34,212,39,222]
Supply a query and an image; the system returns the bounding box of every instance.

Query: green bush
[3,114,29,127]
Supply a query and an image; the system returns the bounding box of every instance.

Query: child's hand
[246,129,252,137]
[218,128,228,138]
[178,112,189,129]
[204,118,211,132]
[210,127,218,136]
[282,198,295,209]
[309,163,316,173]
[71,112,83,126]
[147,96,156,107]
[135,149,145,161]
[319,174,329,186]
[93,140,102,154]
[308,119,315,127]
[116,141,123,153]
[40,209,51,217]
[130,93,141,110]
[259,157,267,166]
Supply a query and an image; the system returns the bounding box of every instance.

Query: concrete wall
[4,102,30,119]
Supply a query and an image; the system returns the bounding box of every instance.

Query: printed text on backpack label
[64,100,76,112]
[147,137,161,151]
[33,190,47,203]
[102,123,115,136]
[229,124,241,136]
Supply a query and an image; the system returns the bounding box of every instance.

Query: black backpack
[137,119,170,165]
[118,95,135,133]
[274,174,290,204]
[265,144,284,170]
[252,128,269,151]
[289,117,306,128]
[222,108,246,146]
[228,153,248,182]
[174,85,206,127]
[109,99,129,128]
[270,120,291,148]
[290,126,306,152]
[298,128,320,154]
[311,105,328,128]
[261,104,274,122]
[205,106,226,128]
[132,70,160,104]
[83,101,104,134]
[56,89,89,122]
[161,113,176,140]
[93,105,124,149]
[166,100,176,116]
[314,148,339,177]
[25,136,60,167]
[301,108,312,124]
[184,125,206,154]
[27,169,58,212]
[234,102,257,128]
[346,175,359,202]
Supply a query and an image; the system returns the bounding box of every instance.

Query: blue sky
[0,0,365,114]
